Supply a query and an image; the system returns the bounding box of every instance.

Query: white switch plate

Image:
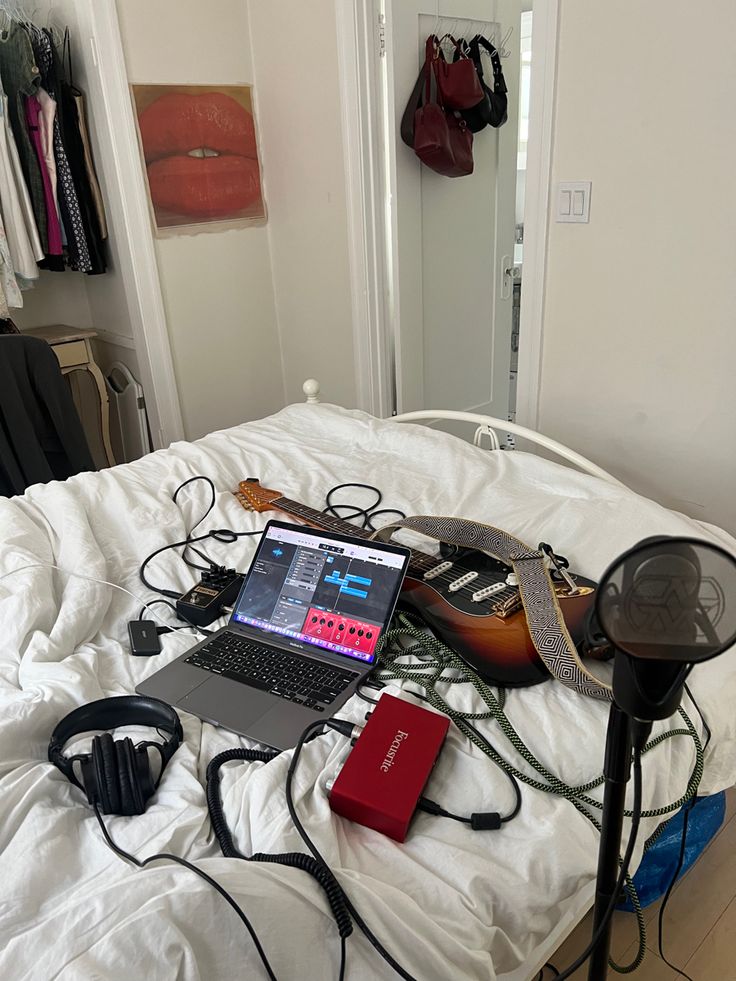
[556,181,591,223]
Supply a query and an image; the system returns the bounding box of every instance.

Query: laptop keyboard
[184,633,360,712]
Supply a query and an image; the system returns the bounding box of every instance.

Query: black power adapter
[128,619,162,656]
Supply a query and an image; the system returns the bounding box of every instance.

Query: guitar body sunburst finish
[399,572,596,688]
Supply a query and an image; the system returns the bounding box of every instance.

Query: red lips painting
[132,85,266,231]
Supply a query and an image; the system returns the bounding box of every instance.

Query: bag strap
[372,515,612,701]
[400,64,427,148]
[489,46,508,94]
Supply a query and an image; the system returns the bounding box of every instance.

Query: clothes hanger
[496,25,514,58]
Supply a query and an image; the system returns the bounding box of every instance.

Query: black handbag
[457,36,508,133]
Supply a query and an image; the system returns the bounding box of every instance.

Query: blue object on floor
[617,792,726,911]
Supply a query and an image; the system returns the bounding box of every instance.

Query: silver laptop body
[137,519,410,750]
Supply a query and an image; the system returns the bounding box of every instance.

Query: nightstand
[22,325,116,468]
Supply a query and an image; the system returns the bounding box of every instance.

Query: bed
[1,391,734,981]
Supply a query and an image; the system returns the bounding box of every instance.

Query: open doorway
[335,0,559,429]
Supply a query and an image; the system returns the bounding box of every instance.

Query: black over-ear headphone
[48,696,183,816]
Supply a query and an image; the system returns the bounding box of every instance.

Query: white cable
[0,562,204,636]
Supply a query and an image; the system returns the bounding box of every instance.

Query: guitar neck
[271,497,434,577]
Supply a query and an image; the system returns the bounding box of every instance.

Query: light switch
[556,181,591,223]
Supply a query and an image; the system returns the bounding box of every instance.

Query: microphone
[596,535,735,667]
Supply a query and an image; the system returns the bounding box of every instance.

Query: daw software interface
[232,524,408,664]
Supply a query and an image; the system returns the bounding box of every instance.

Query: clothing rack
[0,4,107,321]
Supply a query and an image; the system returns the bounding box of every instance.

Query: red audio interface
[329,694,450,841]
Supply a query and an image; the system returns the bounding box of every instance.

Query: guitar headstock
[235,478,284,513]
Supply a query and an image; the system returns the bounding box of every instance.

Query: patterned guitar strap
[372,515,612,701]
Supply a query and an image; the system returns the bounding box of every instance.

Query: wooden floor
[546,786,736,980]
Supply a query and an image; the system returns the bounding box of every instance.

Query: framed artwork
[131,84,266,233]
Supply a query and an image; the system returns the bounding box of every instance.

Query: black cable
[366,678,523,826]
[93,804,279,981]
[286,720,420,981]
[656,800,697,981]
[684,682,711,752]
[136,599,211,637]
[138,599,179,621]
[173,475,217,570]
[205,746,354,944]
[338,935,347,981]
[555,751,643,980]
[457,718,523,824]
[323,483,405,532]
[138,475,262,600]
[647,683,707,981]
[534,964,560,980]
[354,678,382,705]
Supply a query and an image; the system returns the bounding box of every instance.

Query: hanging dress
[36,87,65,236]
[25,95,63,263]
[59,78,106,273]
[0,76,43,280]
[0,22,48,253]
[72,88,107,239]
[32,28,92,273]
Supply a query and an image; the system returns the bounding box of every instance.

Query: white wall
[248,0,356,408]
[13,273,93,331]
[537,0,736,534]
[115,0,286,440]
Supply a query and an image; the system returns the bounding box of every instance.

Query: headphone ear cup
[134,745,156,806]
[116,738,146,816]
[79,754,99,806]
[92,733,121,815]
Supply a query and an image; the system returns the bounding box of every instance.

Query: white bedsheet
[1,403,734,981]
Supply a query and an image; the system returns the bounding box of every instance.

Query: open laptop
[137,520,410,749]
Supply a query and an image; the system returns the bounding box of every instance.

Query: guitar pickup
[471,582,506,602]
[448,571,479,592]
[423,561,453,581]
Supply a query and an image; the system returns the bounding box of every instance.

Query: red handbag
[412,37,474,178]
[433,35,484,110]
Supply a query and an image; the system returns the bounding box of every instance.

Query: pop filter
[595,536,736,664]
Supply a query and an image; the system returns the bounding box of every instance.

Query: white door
[385,0,522,418]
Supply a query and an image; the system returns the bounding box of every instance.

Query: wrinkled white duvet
[1,404,734,981]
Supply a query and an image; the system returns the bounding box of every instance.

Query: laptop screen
[231,520,410,665]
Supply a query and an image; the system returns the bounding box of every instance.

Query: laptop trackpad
[178,675,274,735]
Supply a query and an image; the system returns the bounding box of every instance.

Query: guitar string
[258,497,537,610]
[243,495,530,606]
[271,500,538,596]
[275,499,516,595]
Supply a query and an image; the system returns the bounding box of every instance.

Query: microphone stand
[587,654,690,981]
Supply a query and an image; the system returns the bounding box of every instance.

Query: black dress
[59,77,106,275]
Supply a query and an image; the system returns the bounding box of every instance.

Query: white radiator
[105,362,152,463]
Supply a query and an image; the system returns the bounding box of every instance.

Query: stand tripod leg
[587,703,633,981]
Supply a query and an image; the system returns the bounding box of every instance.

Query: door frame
[76,0,185,448]
[335,0,560,428]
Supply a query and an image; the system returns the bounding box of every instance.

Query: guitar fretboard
[272,497,437,576]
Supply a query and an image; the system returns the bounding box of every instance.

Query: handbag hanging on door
[433,35,485,110]
[409,36,474,178]
[458,35,509,131]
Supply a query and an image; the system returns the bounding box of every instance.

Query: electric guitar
[234,479,597,688]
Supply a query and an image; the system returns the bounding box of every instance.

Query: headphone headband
[49,695,183,782]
